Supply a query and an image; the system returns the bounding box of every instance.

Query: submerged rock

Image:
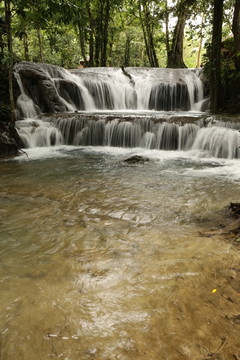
[229,202,240,218]
[122,155,150,164]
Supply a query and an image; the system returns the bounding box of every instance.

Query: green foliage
[220,37,240,113]
[1,0,219,69]
[0,0,239,113]
[12,25,80,68]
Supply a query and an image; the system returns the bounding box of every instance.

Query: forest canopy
[0,0,240,114]
[0,0,236,68]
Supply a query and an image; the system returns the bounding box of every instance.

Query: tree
[167,0,197,68]
[4,0,15,123]
[164,0,170,59]
[232,0,240,71]
[209,0,224,113]
[138,0,159,67]
[196,13,205,67]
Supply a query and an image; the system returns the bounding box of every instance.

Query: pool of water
[1,146,240,359]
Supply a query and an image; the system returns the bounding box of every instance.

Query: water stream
[0,63,240,359]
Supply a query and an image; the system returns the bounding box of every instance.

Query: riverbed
[0,146,240,359]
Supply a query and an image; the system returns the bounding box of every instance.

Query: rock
[123,155,150,164]
[229,202,240,218]
[56,79,86,110]
[0,122,22,158]
[40,80,67,113]
[14,62,68,115]
[200,98,209,112]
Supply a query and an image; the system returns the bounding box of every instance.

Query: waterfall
[14,62,240,160]
[14,62,205,114]
[15,73,38,119]
[18,119,64,148]
[16,115,240,159]
[192,126,240,159]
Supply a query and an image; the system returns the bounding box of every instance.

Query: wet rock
[201,98,209,112]
[0,122,22,158]
[122,155,150,164]
[56,79,86,110]
[229,202,240,218]
[40,80,67,113]
[14,61,67,115]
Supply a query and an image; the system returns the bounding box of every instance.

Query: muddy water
[0,146,240,360]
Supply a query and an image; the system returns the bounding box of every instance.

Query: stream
[1,146,240,359]
[1,63,240,359]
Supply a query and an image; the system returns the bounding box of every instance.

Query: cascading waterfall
[13,62,240,159]
[16,115,240,159]
[14,62,205,115]
[15,73,38,118]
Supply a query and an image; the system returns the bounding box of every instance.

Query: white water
[15,73,38,118]
[14,144,240,181]
[74,68,205,112]
[16,116,240,159]
[13,62,240,159]
[14,63,205,116]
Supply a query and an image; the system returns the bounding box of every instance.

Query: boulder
[229,202,240,218]
[14,62,67,115]
[123,155,150,164]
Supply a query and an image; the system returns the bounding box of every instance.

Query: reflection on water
[0,147,240,359]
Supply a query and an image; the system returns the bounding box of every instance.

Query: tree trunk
[145,11,159,67]
[138,0,158,67]
[108,31,114,66]
[139,3,151,65]
[0,34,3,55]
[101,0,110,66]
[94,31,101,67]
[165,0,170,59]
[23,32,30,61]
[167,0,197,68]
[94,0,104,66]
[232,0,240,71]
[4,0,16,124]
[209,0,224,113]
[86,3,94,67]
[77,21,87,64]
[37,27,44,62]
[124,34,131,67]
[196,13,204,68]
[167,5,187,67]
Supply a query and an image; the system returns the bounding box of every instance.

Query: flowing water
[1,146,240,359]
[0,64,240,359]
